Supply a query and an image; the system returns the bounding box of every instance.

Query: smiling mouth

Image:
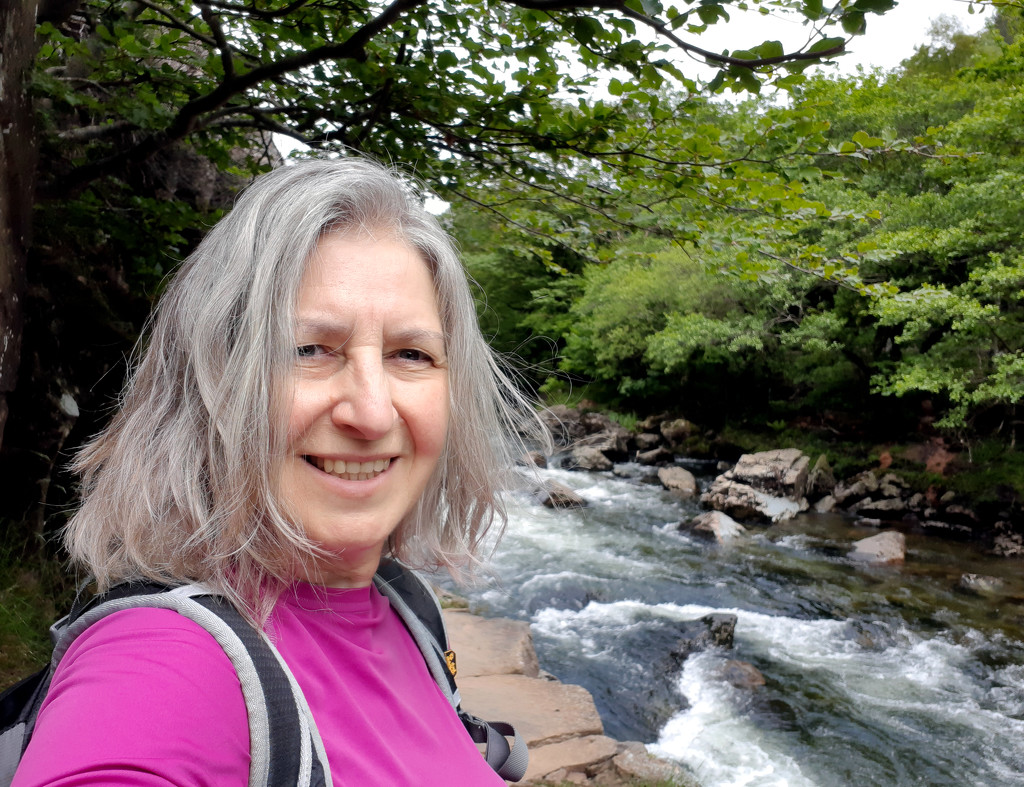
[307,456,391,481]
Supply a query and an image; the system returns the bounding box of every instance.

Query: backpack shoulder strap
[373,561,529,782]
[16,583,329,787]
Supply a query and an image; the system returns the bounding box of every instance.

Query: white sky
[693,0,990,74]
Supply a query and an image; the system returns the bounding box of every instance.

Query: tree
[0,0,899,534]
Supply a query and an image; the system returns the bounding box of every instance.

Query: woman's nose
[329,357,396,440]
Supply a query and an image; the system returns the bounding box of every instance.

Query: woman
[13,157,543,785]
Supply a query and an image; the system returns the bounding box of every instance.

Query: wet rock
[855,497,907,518]
[670,614,737,664]
[849,530,905,564]
[579,411,617,434]
[577,428,631,459]
[636,446,673,466]
[991,528,1024,558]
[636,412,670,433]
[719,659,766,688]
[571,445,613,472]
[957,573,1006,596]
[907,492,926,511]
[634,432,663,451]
[943,504,980,527]
[607,742,692,786]
[687,511,747,545]
[806,454,836,499]
[922,520,974,538]
[540,405,586,447]
[524,735,620,784]
[657,466,698,498]
[539,481,588,509]
[729,448,810,499]
[701,478,805,523]
[659,417,695,447]
[522,451,548,468]
[813,495,837,513]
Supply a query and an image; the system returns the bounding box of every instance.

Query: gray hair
[65,156,547,622]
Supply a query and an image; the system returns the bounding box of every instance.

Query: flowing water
[445,462,1024,786]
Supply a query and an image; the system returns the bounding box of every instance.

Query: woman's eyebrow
[390,328,446,349]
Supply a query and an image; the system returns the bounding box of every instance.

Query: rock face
[849,530,906,564]
[447,609,693,786]
[657,466,698,498]
[700,449,810,523]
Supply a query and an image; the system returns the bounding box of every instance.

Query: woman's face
[279,232,450,587]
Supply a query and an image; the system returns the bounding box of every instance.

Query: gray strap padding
[52,587,329,787]
[374,572,459,709]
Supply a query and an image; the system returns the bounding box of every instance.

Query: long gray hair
[65,156,546,622]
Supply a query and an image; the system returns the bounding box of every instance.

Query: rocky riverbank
[445,607,695,786]
[533,406,1023,560]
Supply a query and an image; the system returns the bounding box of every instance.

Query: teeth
[315,457,391,480]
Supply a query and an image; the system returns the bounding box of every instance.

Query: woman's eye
[396,348,431,362]
[295,344,322,358]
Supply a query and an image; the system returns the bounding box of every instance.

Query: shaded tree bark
[0,0,43,451]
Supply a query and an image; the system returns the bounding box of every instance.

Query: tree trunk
[0,0,42,451]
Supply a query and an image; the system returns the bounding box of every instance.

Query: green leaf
[808,37,845,55]
[573,17,603,46]
[802,0,825,19]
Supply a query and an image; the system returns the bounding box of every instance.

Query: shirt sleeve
[12,607,250,787]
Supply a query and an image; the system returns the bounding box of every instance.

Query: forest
[1,0,1023,675]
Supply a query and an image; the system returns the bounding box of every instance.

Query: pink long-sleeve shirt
[13,582,505,786]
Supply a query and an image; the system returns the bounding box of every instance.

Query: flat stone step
[458,673,604,747]
[444,609,539,677]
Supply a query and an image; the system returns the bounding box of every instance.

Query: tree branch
[48,0,429,196]
[502,0,846,68]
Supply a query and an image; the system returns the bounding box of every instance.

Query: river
[446,462,1024,786]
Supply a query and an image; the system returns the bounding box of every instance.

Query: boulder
[637,412,670,433]
[443,611,540,678]
[577,427,631,458]
[570,446,613,472]
[849,530,905,564]
[539,405,586,447]
[636,446,673,466]
[719,659,766,688]
[806,454,836,499]
[659,417,695,447]
[538,481,588,509]
[524,735,619,783]
[854,497,907,517]
[458,674,603,747]
[813,495,836,513]
[687,511,747,545]
[730,448,810,499]
[578,411,617,434]
[609,742,692,786]
[657,466,698,498]
[991,527,1024,558]
[522,451,548,469]
[669,614,737,664]
[957,573,1006,596]
[700,478,805,523]
[634,432,663,451]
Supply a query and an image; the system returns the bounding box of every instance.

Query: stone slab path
[445,609,693,786]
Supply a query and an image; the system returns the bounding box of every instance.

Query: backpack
[0,560,527,786]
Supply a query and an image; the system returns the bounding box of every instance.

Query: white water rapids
[443,464,1024,786]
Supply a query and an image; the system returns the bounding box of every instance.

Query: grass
[0,534,75,689]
